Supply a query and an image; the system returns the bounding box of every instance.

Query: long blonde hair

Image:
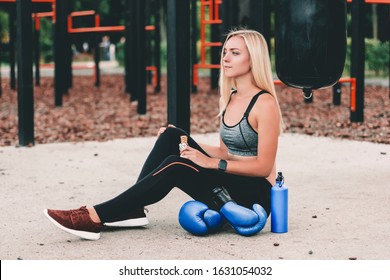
[218,29,284,133]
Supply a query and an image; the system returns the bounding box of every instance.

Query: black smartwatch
[218,159,227,172]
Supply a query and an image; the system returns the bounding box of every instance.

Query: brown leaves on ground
[0,75,389,146]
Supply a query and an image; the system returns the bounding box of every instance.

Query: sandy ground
[0,132,389,260]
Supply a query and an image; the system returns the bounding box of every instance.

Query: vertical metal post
[221,0,231,35]
[333,82,341,106]
[167,0,191,132]
[9,6,16,90]
[66,0,73,90]
[94,35,100,87]
[350,0,365,122]
[124,0,132,94]
[210,0,220,90]
[154,0,161,93]
[263,0,271,50]
[135,0,146,114]
[146,0,152,85]
[191,0,198,93]
[34,21,40,86]
[249,0,264,33]
[54,0,67,106]
[16,0,34,146]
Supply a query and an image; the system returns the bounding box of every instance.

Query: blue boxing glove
[212,187,267,236]
[178,201,223,236]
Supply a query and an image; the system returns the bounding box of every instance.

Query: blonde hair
[218,29,284,133]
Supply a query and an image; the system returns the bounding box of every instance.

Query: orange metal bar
[68,10,125,33]
[193,0,222,86]
[146,66,157,87]
[33,11,54,18]
[145,25,155,31]
[32,11,54,31]
[339,77,357,112]
[193,64,221,86]
[70,10,96,17]
[95,14,100,27]
[68,26,125,33]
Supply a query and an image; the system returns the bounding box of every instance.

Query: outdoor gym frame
[0,0,389,147]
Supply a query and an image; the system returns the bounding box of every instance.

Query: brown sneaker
[44,206,103,240]
[104,207,149,227]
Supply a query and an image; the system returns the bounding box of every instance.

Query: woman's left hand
[180,146,216,169]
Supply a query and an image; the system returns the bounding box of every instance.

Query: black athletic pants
[94,127,272,223]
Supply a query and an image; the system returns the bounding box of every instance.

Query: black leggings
[94,127,272,223]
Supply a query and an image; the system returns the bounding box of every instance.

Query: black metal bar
[146,0,152,85]
[333,82,341,106]
[220,0,231,35]
[135,0,146,114]
[262,0,271,50]
[9,6,16,90]
[350,0,365,122]
[249,0,264,33]
[65,0,73,91]
[124,0,132,94]
[191,0,197,93]
[211,0,220,90]
[34,26,40,86]
[154,0,161,93]
[167,0,191,133]
[125,0,137,98]
[16,0,34,146]
[54,0,67,106]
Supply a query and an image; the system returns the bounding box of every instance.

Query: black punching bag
[275,0,347,98]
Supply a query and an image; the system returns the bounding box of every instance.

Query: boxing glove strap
[211,186,235,209]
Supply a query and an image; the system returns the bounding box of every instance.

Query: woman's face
[222,36,251,79]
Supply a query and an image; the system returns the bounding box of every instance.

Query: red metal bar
[339,77,357,112]
[70,10,96,17]
[193,0,222,86]
[68,26,125,33]
[32,11,54,31]
[95,14,100,27]
[146,66,157,87]
[145,25,156,31]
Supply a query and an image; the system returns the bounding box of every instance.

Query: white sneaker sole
[104,217,149,227]
[43,209,101,240]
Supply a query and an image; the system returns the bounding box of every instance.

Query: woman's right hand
[157,124,176,137]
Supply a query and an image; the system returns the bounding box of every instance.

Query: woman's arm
[198,136,228,159]
[180,94,280,177]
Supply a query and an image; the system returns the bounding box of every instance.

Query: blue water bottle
[271,172,288,233]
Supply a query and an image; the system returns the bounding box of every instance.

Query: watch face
[219,160,227,171]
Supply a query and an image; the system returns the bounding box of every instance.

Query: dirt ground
[0,75,389,146]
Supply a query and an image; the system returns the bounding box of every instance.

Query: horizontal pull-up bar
[69,26,125,33]
[70,10,96,17]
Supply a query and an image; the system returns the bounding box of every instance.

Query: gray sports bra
[220,90,269,156]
